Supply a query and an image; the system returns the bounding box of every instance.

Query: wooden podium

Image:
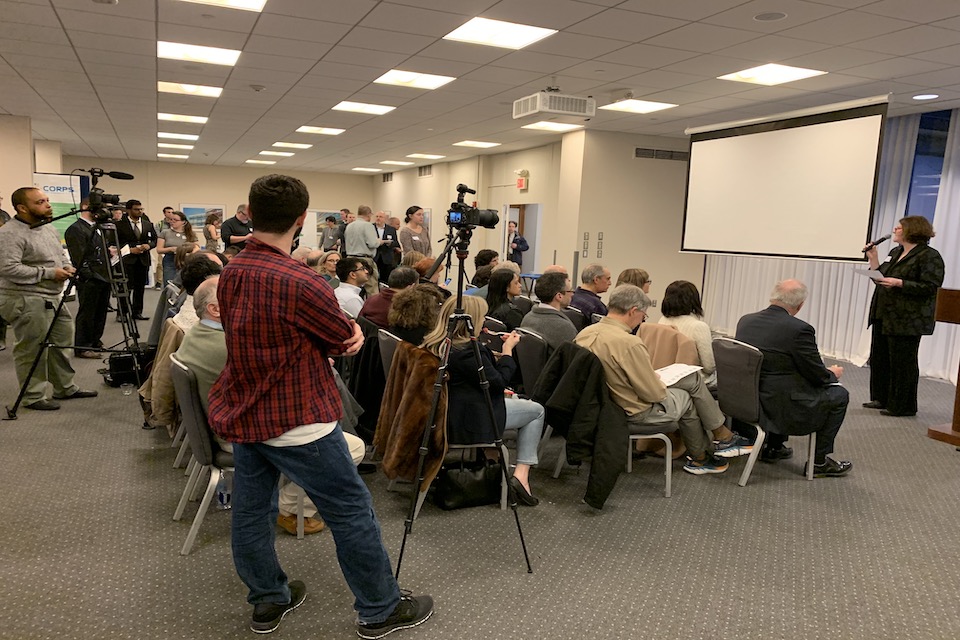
[927,289,960,446]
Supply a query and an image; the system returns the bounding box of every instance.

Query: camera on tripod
[447,183,499,229]
[88,187,121,222]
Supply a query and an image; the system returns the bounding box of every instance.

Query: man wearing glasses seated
[334,257,369,317]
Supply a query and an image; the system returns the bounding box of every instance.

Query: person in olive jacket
[864,215,945,417]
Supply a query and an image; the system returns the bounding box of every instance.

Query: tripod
[394,224,533,580]
[4,212,144,420]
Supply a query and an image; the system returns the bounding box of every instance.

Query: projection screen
[682,99,887,261]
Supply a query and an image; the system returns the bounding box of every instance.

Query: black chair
[591,313,604,325]
[480,316,507,352]
[513,295,534,316]
[377,329,402,381]
[563,306,587,332]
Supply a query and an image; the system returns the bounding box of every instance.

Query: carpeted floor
[1,289,959,640]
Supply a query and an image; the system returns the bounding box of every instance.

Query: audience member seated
[466,264,494,297]
[334,256,369,317]
[413,257,451,300]
[170,252,223,332]
[387,285,444,345]
[309,250,341,288]
[360,266,418,329]
[519,272,577,351]
[175,277,369,534]
[221,245,241,261]
[174,242,200,279]
[571,263,611,322]
[422,296,545,506]
[543,264,568,276]
[575,285,751,476]
[474,248,499,270]
[486,269,526,330]
[658,280,716,387]
[616,268,652,294]
[291,245,313,264]
[735,279,852,476]
[399,250,425,268]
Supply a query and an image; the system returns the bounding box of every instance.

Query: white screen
[683,109,884,261]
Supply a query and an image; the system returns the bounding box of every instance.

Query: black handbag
[433,451,502,510]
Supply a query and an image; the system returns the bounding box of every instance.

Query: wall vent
[418,165,433,177]
[382,172,393,183]
[634,147,689,162]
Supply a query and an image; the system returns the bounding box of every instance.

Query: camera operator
[64,200,115,358]
[0,187,98,410]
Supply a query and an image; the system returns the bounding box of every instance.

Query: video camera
[88,187,121,222]
[446,183,499,229]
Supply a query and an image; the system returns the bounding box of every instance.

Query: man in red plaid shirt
[208,175,433,638]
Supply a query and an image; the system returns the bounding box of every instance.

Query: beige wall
[0,116,34,211]
[577,130,705,320]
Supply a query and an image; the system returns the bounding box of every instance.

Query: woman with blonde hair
[616,268,651,293]
[422,296,544,505]
[157,211,198,285]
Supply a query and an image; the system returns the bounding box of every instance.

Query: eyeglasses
[352,267,371,273]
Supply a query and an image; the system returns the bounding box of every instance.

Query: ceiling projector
[513,91,597,121]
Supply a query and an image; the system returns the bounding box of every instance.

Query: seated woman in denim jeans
[421,295,545,506]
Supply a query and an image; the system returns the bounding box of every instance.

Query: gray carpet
[2,289,959,640]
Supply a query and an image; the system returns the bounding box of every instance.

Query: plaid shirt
[208,237,354,442]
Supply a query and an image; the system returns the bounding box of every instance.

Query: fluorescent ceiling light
[352,167,382,172]
[406,153,446,160]
[332,101,396,115]
[158,153,189,159]
[273,142,312,149]
[380,160,415,166]
[521,121,583,132]
[245,159,275,165]
[158,143,194,150]
[157,81,222,98]
[158,112,208,124]
[158,132,199,141]
[453,140,501,148]
[259,150,294,157]
[443,17,556,50]
[374,69,456,90]
[296,126,345,136]
[598,99,678,114]
[176,0,267,11]
[157,41,241,66]
[718,63,826,86]
[913,94,939,100]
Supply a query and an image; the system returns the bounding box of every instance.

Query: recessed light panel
[718,63,826,86]
[259,150,294,157]
[406,153,445,160]
[158,132,200,141]
[245,159,275,165]
[521,121,584,132]
[273,142,312,149]
[598,99,678,114]
[332,101,396,115]
[157,81,222,98]
[352,167,382,172]
[913,94,939,100]
[158,112,208,124]
[158,153,189,159]
[158,143,194,150]
[453,140,501,148]
[380,160,415,166]
[296,126,345,136]
[374,69,456,90]
[157,41,241,66]
[176,0,267,11]
[443,17,556,50]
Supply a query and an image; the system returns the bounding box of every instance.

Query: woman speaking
[864,215,945,417]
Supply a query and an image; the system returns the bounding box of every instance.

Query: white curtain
[702,113,922,368]
[923,110,960,384]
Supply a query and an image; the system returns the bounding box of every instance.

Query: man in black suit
[115,199,156,320]
[64,202,115,357]
[735,279,852,477]
[373,210,399,283]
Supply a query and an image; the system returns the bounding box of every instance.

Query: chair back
[591,313,604,325]
[563,306,587,332]
[377,329,402,380]
[514,328,549,393]
[481,316,507,351]
[513,295,534,316]
[169,353,218,467]
[712,337,763,425]
[639,323,700,369]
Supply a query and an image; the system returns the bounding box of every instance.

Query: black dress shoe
[508,476,539,506]
[862,401,885,409]
[133,315,150,321]
[760,445,793,463]
[26,399,60,411]
[54,389,99,400]
[357,462,377,475]
[880,409,916,417]
[806,457,853,478]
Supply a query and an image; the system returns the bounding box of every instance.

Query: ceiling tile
[264,0,379,24]
[703,0,844,34]
[253,14,353,44]
[322,45,410,69]
[526,31,631,59]
[338,27,436,55]
[388,0,499,14]
[482,0,606,29]
[859,0,960,23]
[158,1,259,33]
[416,40,510,64]
[712,34,830,63]
[156,24,248,49]
[778,10,916,45]
[243,36,333,60]
[842,57,950,81]
[642,23,763,53]
[596,43,700,69]
[566,9,686,42]
[360,3,470,37]
[781,46,893,72]
[616,0,748,21]
[57,9,154,38]
[492,51,585,73]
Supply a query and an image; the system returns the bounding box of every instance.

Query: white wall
[578,130,705,321]
[0,116,34,209]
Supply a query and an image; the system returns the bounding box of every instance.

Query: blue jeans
[161,253,177,286]
[231,425,400,623]
[504,397,545,466]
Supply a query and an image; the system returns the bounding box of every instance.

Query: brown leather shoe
[277,513,325,536]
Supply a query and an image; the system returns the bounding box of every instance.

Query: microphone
[86,168,135,180]
[862,234,891,252]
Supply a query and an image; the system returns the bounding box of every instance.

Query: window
[905,110,952,221]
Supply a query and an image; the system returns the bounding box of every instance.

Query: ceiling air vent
[634,147,690,162]
[418,165,433,178]
[382,172,393,183]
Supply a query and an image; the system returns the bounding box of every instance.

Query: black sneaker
[251,580,307,634]
[806,457,853,478]
[357,593,434,639]
[760,445,793,463]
